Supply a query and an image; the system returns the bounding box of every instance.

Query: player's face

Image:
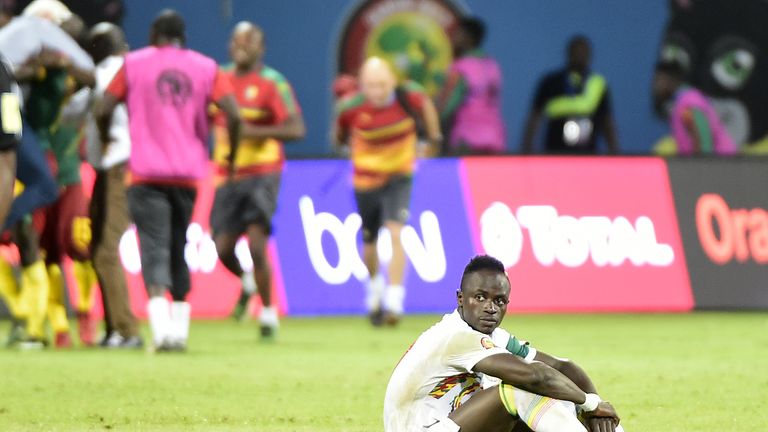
[230,31,264,69]
[361,68,396,108]
[568,41,591,72]
[457,271,510,335]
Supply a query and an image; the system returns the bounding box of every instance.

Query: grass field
[0,312,766,431]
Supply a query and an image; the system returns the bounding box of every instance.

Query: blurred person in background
[33,12,100,349]
[437,16,505,155]
[85,22,141,348]
[0,57,20,228]
[98,9,240,352]
[335,57,441,326]
[522,35,619,155]
[0,0,95,348]
[210,22,305,339]
[652,61,736,156]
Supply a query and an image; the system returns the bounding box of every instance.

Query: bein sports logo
[118,223,255,275]
[298,196,446,285]
[481,202,675,268]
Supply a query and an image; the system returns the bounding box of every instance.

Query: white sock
[260,306,279,328]
[170,301,191,342]
[147,297,171,346]
[383,284,405,315]
[241,271,257,295]
[365,273,386,312]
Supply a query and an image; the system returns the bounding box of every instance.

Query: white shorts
[422,417,460,432]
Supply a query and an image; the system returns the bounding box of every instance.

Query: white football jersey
[383,310,537,432]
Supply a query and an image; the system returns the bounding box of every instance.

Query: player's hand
[586,416,616,432]
[584,401,620,431]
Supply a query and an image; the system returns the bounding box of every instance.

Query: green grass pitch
[0,312,766,431]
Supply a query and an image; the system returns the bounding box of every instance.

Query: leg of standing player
[380,176,412,325]
[0,150,15,227]
[211,180,256,322]
[90,164,142,348]
[61,183,98,347]
[14,220,50,348]
[127,184,176,351]
[355,186,386,326]
[167,186,196,350]
[246,222,277,338]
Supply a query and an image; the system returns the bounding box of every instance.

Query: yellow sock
[0,258,24,318]
[72,260,96,313]
[46,263,70,334]
[20,260,50,339]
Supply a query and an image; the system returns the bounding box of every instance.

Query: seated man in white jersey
[384,255,624,432]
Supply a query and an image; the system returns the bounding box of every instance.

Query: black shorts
[0,135,17,152]
[354,175,412,243]
[210,174,281,236]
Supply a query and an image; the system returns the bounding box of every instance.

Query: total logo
[118,223,254,275]
[480,202,675,268]
[298,196,447,285]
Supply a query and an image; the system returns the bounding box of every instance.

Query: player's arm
[521,108,542,154]
[332,96,356,154]
[436,71,467,122]
[533,351,597,394]
[241,78,305,142]
[241,114,305,141]
[474,353,619,423]
[420,97,442,156]
[682,107,714,154]
[522,77,550,154]
[598,90,619,154]
[211,71,241,174]
[96,65,127,150]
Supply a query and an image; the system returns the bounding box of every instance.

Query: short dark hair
[655,60,686,81]
[459,17,486,46]
[152,9,185,44]
[460,255,506,291]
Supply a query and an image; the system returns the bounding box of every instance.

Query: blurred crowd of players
[0,0,736,352]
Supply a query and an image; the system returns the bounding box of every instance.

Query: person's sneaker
[119,336,144,350]
[383,311,402,327]
[259,324,276,341]
[368,309,385,327]
[5,320,26,347]
[104,332,125,349]
[230,290,252,322]
[77,312,96,347]
[17,337,47,350]
[155,338,185,353]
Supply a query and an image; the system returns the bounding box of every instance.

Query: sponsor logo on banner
[274,159,474,315]
[668,159,768,309]
[336,0,464,96]
[462,157,693,312]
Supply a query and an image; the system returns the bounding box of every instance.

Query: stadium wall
[4,156,764,320]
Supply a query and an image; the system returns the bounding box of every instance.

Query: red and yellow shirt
[212,65,301,178]
[336,83,426,190]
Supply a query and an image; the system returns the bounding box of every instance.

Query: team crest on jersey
[244,85,259,101]
[357,112,373,125]
[480,337,495,350]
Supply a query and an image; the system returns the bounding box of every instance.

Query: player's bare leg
[362,240,385,326]
[383,221,405,325]
[447,386,518,432]
[246,224,276,339]
[214,232,256,321]
[0,151,15,227]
